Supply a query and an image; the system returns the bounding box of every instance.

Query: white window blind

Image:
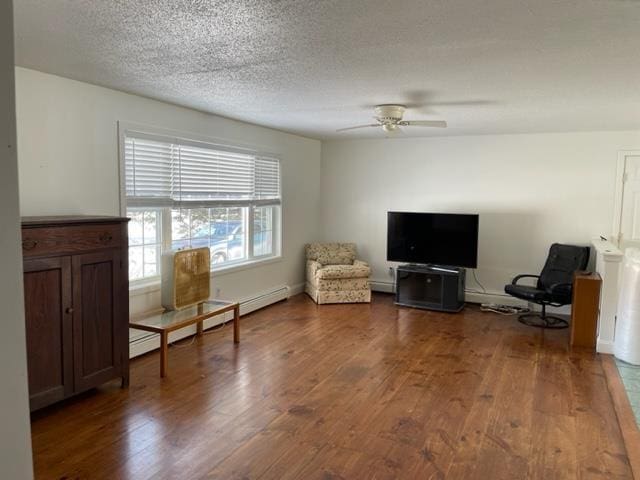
[124,134,281,208]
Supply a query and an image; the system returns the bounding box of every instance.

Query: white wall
[14,67,322,320]
[0,2,34,478]
[15,66,640,312]
[321,131,640,297]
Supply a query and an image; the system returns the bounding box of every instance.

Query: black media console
[395,264,466,312]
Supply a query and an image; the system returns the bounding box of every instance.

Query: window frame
[118,122,283,286]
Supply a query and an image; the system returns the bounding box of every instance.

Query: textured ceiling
[13,0,640,139]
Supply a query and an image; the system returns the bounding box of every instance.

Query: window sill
[129,255,283,296]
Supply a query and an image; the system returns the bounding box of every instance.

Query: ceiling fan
[336,104,447,133]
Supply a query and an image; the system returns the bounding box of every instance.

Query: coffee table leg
[233,305,240,344]
[197,320,203,336]
[160,331,168,378]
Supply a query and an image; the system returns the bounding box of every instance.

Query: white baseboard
[129,284,291,359]
[288,282,305,296]
[370,280,395,293]
[370,279,526,307]
[239,285,290,314]
[464,291,527,307]
[597,338,615,354]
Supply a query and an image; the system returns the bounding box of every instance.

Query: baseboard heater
[370,280,527,307]
[129,285,290,359]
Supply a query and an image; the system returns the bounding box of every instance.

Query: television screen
[387,212,479,268]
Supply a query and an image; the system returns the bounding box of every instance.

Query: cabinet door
[72,250,123,391]
[23,256,73,410]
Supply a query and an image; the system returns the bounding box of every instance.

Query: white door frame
[612,150,640,246]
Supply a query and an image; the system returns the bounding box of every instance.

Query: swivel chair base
[517,304,568,329]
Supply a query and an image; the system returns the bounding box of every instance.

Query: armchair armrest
[352,259,371,278]
[511,274,540,285]
[306,259,322,280]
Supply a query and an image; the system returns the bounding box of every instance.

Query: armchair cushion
[306,242,356,265]
[315,261,371,280]
[316,278,370,291]
[504,284,551,302]
[546,282,572,298]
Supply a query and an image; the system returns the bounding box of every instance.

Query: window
[127,209,162,280]
[253,206,274,257]
[170,207,247,264]
[122,130,281,282]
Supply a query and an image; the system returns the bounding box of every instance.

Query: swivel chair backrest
[537,243,590,294]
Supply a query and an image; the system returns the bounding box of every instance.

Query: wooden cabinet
[21,216,130,411]
[23,256,73,409]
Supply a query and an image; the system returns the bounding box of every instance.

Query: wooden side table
[570,271,602,350]
[129,300,240,377]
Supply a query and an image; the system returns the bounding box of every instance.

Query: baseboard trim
[370,280,394,293]
[129,284,291,359]
[464,291,527,307]
[370,279,527,307]
[239,285,289,314]
[597,338,615,354]
[288,282,305,296]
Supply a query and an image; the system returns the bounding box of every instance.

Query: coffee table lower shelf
[129,300,240,378]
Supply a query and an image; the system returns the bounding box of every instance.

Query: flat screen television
[387,212,479,268]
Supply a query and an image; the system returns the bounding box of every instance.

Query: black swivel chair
[504,243,590,329]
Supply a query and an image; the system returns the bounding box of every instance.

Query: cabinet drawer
[22,223,122,257]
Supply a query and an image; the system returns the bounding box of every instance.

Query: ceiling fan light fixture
[336,103,447,133]
[375,104,406,120]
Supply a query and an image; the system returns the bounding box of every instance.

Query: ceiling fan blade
[400,120,448,128]
[336,124,380,132]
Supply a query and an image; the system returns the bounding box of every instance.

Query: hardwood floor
[31,293,633,479]
[603,356,640,479]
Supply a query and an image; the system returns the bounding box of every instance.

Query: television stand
[395,264,466,312]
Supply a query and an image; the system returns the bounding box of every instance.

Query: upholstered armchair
[305,243,371,304]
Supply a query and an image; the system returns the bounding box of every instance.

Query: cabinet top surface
[22,215,130,227]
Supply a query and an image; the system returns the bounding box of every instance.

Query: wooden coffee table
[129,300,240,377]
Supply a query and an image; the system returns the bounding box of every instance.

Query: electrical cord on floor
[168,320,228,348]
[203,320,228,335]
[169,335,197,348]
[465,288,487,294]
[472,269,487,293]
[466,270,514,298]
[480,303,531,315]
